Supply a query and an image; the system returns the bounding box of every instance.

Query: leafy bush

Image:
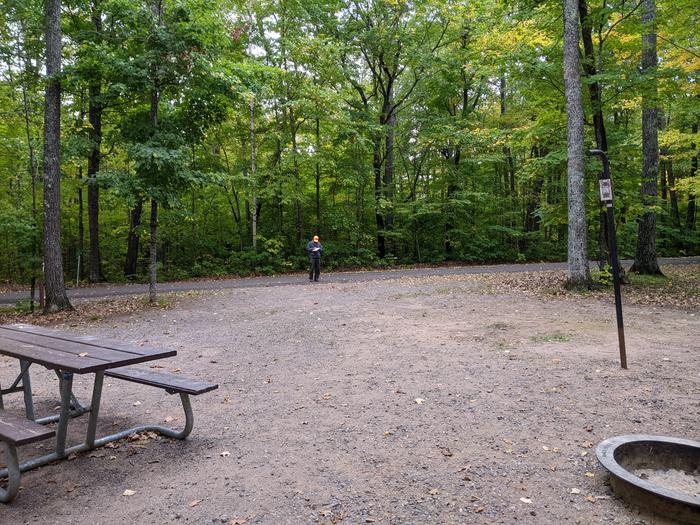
[227,236,293,275]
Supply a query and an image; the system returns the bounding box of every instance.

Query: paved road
[1,256,698,305]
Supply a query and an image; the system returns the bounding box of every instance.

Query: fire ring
[596,434,700,524]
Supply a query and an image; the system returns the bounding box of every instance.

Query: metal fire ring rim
[596,433,700,508]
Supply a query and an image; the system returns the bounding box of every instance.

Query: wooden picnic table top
[0,323,176,374]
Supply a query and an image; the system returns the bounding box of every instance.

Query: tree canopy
[0,0,697,290]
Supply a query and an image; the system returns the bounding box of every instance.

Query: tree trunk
[579,0,627,282]
[19,35,40,310]
[124,200,143,277]
[148,199,158,303]
[373,138,386,259]
[315,117,321,233]
[384,109,395,236]
[87,82,102,282]
[77,165,84,280]
[249,97,257,251]
[563,0,590,287]
[687,122,697,231]
[42,0,72,312]
[289,105,302,244]
[247,0,258,251]
[631,0,662,275]
[87,3,103,282]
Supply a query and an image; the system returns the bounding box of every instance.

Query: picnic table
[0,323,217,502]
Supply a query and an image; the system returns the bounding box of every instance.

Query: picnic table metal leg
[0,442,20,503]
[55,371,74,458]
[31,372,90,424]
[88,392,195,448]
[19,360,35,421]
[85,371,104,448]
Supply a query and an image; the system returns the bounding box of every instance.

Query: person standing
[306,235,323,282]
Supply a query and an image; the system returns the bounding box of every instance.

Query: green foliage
[594,265,614,286]
[0,0,697,285]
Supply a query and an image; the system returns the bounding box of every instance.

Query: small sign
[599,179,613,201]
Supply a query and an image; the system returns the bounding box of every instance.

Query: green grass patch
[530,331,572,343]
[628,273,670,286]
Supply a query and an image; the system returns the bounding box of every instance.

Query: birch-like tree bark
[563,0,590,287]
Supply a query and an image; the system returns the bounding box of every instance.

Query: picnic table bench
[0,323,218,503]
[0,411,55,502]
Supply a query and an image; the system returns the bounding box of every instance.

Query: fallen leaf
[322,393,332,400]
[585,495,597,503]
[188,499,202,507]
[584,472,594,478]
[172,368,181,373]
[123,489,136,497]
[439,446,453,457]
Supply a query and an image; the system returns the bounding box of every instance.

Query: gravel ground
[1,271,698,524]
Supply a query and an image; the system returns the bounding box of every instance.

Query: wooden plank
[0,411,55,446]
[105,367,218,395]
[0,324,176,358]
[0,336,106,373]
[0,330,158,363]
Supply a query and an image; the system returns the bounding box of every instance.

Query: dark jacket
[306,241,323,259]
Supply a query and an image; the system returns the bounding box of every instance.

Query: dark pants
[309,258,320,281]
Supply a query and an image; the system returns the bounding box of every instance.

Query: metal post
[56,371,74,458]
[588,149,627,369]
[85,371,104,448]
[19,360,35,420]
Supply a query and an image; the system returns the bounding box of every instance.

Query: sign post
[587,149,627,369]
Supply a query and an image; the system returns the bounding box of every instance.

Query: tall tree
[42,0,72,312]
[563,0,590,286]
[87,0,104,282]
[631,0,662,275]
[578,0,628,283]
